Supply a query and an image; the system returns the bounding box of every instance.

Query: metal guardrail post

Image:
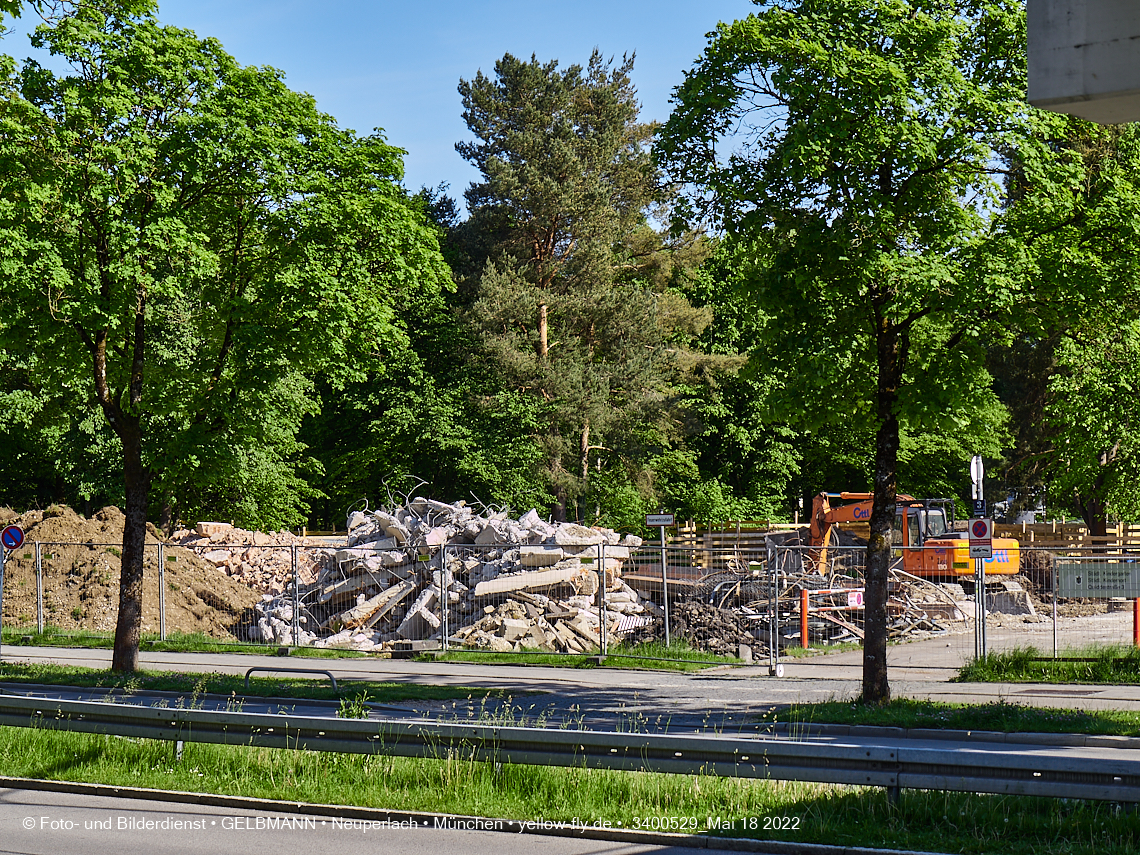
[291,544,300,646]
[158,543,166,642]
[35,542,43,635]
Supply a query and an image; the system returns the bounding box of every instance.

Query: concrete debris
[237,498,647,653]
[170,526,336,595]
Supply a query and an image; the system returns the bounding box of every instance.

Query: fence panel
[7,536,1140,668]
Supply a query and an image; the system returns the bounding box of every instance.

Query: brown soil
[0,505,260,639]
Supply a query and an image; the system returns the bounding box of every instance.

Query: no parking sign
[1,524,23,551]
[968,518,993,559]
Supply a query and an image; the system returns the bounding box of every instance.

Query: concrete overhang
[1028,0,1140,124]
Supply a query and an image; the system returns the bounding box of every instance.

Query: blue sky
[3,0,753,206]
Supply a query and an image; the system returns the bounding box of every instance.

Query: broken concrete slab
[520,546,565,567]
[473,566,581,597]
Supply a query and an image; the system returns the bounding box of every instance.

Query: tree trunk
[864,309,905,705]
[864,410,898,705]
[537,302,548,359]
[158,494,175,538]
[580,420,590,482]
[111,414,150,673]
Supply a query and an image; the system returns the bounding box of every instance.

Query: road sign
[971,499,986,518]
[1056,559,1140,598]
[970,455,984,500]
[0,524,23,551]
[969,518,993,559]
[645,513,675,527]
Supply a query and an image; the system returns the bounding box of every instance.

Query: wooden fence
[668,519,1140,554]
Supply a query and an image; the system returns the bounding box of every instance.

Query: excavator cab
[892,501,953,548]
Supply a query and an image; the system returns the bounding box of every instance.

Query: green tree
[0,1,448,670]
[988,123,1140,531]
[1046,317,1140,529]
[457,50,714,521]
[659,0,1030,703]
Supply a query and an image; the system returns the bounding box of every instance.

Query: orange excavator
[808,492,1020,581]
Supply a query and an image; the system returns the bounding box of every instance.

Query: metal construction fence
[3,539,1140,668]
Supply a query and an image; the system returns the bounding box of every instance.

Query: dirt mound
[0,505,259,639]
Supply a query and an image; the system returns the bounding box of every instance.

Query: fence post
[158,543,166,642]
[441,545,449,654]
[35,542,43,635]
[800,587,809,651]
[767,543,782,677]
[598,542,607,656]
[1052,561,1057,659]
[1134,598,1139,649]
[291,544,300,646]
[659,527,670,648]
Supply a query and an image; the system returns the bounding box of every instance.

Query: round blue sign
[1,524,24,550]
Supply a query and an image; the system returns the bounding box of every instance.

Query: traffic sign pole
[1,542,6,661]
[0,526,25,661]
[646,513,675,647]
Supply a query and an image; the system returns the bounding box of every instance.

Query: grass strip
[0,627,367,658]
[0,725,1137,854]
[3,629,739,670]
[428,640,740,672]
[0,660,497,705]
[957,645,1140,684]
[760,698,1140,737]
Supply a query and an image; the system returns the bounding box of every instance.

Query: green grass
[428,640,741,672]
[781,641,864,659]
[0,627,371,658]
[760,698,1140,737]
[0,725,1137,854]
[957,645,1140,684]
[0,660,497,705]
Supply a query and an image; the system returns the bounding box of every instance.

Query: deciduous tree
[0,1,448,670]
[659,0,1031,702]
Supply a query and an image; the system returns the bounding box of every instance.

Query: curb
[759,721,1140,749]
[0,776,951,855]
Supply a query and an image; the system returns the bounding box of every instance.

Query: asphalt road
[5,635,1140,735]
[0,787,723,855]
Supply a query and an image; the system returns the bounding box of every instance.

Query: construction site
[4,491,1140,666]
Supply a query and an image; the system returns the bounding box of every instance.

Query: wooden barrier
[994,521,1140,553]
[669,519,1140,556]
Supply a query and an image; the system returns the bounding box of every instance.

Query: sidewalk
[6,637,1140,732]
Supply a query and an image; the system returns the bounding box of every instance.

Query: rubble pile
[239,499,650,651]
[664,601,757,656]
[170,522,334,594]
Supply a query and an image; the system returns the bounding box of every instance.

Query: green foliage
[455,50,721,520]
[0,1,449,530]
[1045,317,1140,524]
[987,123,1140,526]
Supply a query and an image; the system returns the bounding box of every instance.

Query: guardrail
[1,695,1138,804]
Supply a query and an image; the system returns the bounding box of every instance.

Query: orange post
[801,588,810,650]
[1134,599,1140,648]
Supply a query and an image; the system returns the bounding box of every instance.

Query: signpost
[645,513,675,646]
[0,525,23,661]
[969,518,994,559]
[969,456,988,659]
